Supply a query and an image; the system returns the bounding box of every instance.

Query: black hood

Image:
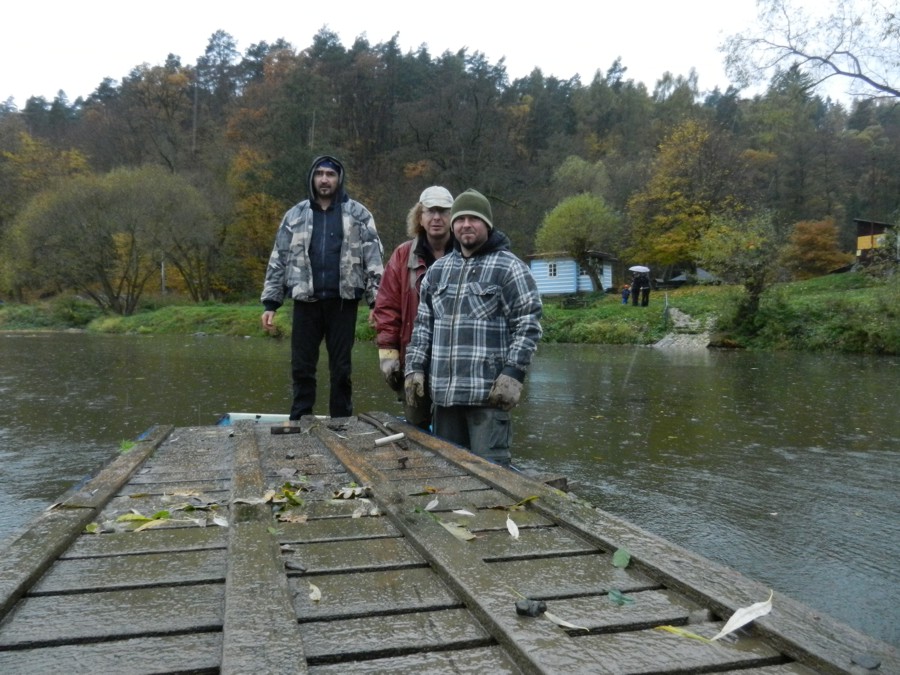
[306,154,347,205]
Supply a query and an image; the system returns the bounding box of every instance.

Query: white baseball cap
[419,186,453,208]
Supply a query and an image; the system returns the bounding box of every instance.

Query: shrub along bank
[1,273,896,355]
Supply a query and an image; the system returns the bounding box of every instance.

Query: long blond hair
[406,202,425,238]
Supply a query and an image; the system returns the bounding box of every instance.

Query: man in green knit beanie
[404,189,543,466]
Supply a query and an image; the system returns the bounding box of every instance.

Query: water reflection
[0,332,897,646]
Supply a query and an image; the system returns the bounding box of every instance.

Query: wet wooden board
[298,608,492,663]
[0,583,224,648]
[0,413,894,675]
[306,645,523,675]
[283,537,423,573]
[277,515,400,543]
[0,633,223,674]
[289,567,460,620]
[29,548,227,594]
[63,524,227,557]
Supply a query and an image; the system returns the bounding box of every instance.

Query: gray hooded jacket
[261,155,384,310]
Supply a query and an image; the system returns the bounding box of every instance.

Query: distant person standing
[630,273,641,306]
[260,155,384,420]
[640,274,651,306]
[373,186,455,429]
[404,189,542,466]
[621,284,631,305]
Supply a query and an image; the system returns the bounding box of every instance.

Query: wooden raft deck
[0,413,894,674]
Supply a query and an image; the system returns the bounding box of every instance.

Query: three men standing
[404,189,542,466]
[260,171,541,467]
[261,155,384,420]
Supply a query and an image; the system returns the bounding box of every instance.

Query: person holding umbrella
[628,265,651,307]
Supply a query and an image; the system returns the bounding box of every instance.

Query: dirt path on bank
[653,307,714,350]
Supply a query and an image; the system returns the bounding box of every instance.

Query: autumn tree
[696,211,784,324]
[535,193,623,292]
[222,147,287,295]
[551,155,610,198]
[780,218,854,278]
[742,67,845,226]
[117,57,194,172]
[6,167,215,313]
[0,132,90,297]
[723,0,900,99]
[627,118,749,273]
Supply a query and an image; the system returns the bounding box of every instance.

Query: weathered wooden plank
[404,488,515,510]
[29,548,227,594]
[463,508,555,529]
[298,608,492,663]
[390,476,495,494]
[277,515,400,543]
[0,632,222,674]
[488,554,658,597]
[64,524,227,558]
[283,537,422,574]
[101,489,229,516]
[364,448,468,478]
[298,500,385,519]
[58,425,174,509]
[471,525,600,560]
[290,568,459,620]
[0,510,97,618]
[117,479,230,496]
[375,465,470,481]
[221,421,307,674]
[263,466,337,484]
[526,589,701,631]
[0,583,224,648]
[0,425,174,618]
[720,665,819,674]
[366,449,461,471]
[127,471,230,485]
[551,625,787,673]
[306,645,523,675]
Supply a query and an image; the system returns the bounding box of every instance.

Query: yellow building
[855,218,896,262]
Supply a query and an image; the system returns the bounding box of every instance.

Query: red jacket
[373,239,428,366]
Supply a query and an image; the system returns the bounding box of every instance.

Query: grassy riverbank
[1,273,897,354]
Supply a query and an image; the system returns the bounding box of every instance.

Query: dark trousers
[290,298,358,419]
[641,288,650,306]
[432,405,512,466]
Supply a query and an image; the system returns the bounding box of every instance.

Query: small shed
[855,218,896,262]
[527,251,616,295]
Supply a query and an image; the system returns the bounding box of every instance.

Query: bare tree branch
[723,0,899,99]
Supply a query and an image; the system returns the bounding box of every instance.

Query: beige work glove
[404,372,426,408]
[487,374,523,411]
[378,349,402,391]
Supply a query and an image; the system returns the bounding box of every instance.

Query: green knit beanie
[450,189,493,230]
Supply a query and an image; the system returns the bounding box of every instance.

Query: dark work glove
[487,374,522,411]
[404,372,426,408]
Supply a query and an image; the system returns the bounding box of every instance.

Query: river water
[1,331,897,646]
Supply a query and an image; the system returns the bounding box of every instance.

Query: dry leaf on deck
[711,591,774,641]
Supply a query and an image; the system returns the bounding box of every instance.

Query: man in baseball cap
[373,186,455,428]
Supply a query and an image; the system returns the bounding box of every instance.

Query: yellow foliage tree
[780,218,854,279]
[627,119,748,270]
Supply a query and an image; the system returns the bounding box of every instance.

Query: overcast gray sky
[2,0,771,107]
